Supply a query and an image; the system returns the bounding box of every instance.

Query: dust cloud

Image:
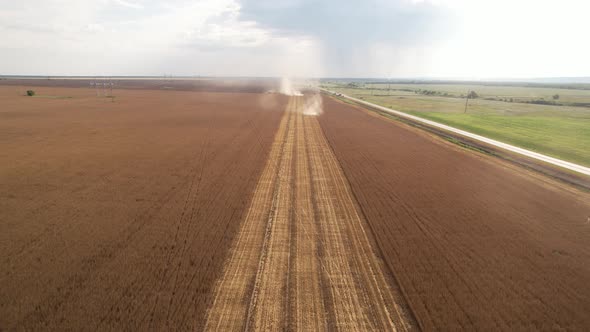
[302,91,323,116]
[279,77,323,116]
[279,77,303,96]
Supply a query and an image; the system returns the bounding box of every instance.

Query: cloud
[236,0,590,78]
[0,0,319,76]
[112,0,144,9]
[237,0,456,76]
[0,0,588,77]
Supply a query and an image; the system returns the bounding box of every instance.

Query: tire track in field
[291,100,329,330]
[305,115,414,331]
[242,100,296,331]
[204,99,294,331]
[205,96,415,331]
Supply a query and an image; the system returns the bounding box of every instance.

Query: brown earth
[3,80,590,331]
[0,85,285,330]
[319,96,590,330]
[205,96,415,331]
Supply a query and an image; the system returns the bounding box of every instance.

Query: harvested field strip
[319,95,590,330]
[306,115,413,331]
[292,105,328,330]
[204,99,294,331]
[205,96,415,331]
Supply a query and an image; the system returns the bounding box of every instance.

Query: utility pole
[464,90,470,113]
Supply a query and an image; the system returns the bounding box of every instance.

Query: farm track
[205,96,415,331]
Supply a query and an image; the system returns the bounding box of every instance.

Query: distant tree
[553,94,560,100]
[509,98,514,102]
[467,91,479,99]
[26,90,35,96]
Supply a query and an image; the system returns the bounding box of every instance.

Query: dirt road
[205,96,415,331]
[324,89,590,176]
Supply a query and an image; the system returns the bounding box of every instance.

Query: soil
[319,95,590,330]
[0,85,285,330]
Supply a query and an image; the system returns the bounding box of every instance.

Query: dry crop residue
[205,96,415,331]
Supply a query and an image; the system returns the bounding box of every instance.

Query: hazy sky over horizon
[1,0,589,78]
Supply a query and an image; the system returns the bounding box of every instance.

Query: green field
[323,82,590,167]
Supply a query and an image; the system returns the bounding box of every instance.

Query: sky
[1,0,589,78]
